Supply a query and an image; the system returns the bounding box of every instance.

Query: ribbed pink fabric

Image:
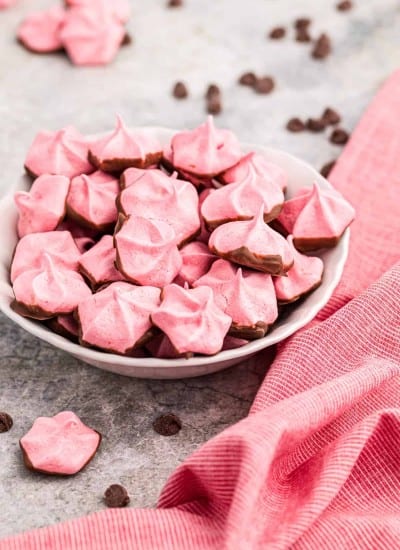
[3,70,400,550]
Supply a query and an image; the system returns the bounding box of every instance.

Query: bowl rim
[0,128,350,370]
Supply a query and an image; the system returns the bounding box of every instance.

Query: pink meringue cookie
[47,313,79,341]
[78,235,124,288]
[174,241,216,286]
[274,236,324,303]
[201,165,284,229]
[161,146,214,188]
[151,284,231,356]
[0,0,17,9]
[17,6,66,53]
[170,116,242,178]
[66,170,119,231]
[118,170,200,247]
[209,206,294,275]
[145,334,182,359]
[115,215,182,288]
[198,188,213,243]
[78,282,161,354]
[12,253,91,319]
[293,183,355,251]
[20,411,101,475]
[220,152,287,191]
[88,116,163,172]
[25,126,93,179]
[14,174,70,238]
[11,230,81,283]
[194,259,277,338]
[60,7,125,66]
[273,187,311,235]
[65,0,130,24]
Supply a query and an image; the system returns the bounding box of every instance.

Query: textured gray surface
[0,0,399,539]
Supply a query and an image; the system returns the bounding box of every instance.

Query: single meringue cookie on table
[209,205,294,276]
[17,6,66,54]
[201,164,284,230]
[59,6,126,66]
[88,116,163,173]
[10,230,81,283]
[174,241,217,287]
[292,183,355,252]
[14,174,70,238]
[66,170,119,232]
[219,152,288,192]
[77,282,161,355]
[170,116,243,180]
[78,235,124,289]
[64,0,131,24]
[114,215,182,288]
[151,284,232,356]
[274,236,324,304]
[20,411,101,476]
[24,126,93,179]
[12,253,91,320]
[194,259,278,339]
[117,169,200,247]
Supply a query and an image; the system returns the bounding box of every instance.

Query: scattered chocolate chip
[206,84,220,100]
[306,117,326,132]
[168,0,182,7]
[104,484,130,508]
[320,160,337,178]
[238,72,257,87]
[336,0,353,11]
[254,76,275,95]
[0,412,13,433]
[153,413,182,436]
[121,33,132,46]
[330,128,349,145]
[322,107,341,125]
[295,28,312,43]
[286,118,305,132]
[311,34,332,60]
[207,96,222,115]
[269,27,286,40]
[294,17,311,29]
[172,81,188,99]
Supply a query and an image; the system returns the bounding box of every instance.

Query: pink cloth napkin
[3,70,400,550]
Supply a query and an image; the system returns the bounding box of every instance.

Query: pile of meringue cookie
[17,0,130,66]
[10,116,355,359]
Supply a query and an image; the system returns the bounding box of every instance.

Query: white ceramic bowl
[0,127,349,379]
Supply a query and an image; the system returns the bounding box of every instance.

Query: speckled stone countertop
[0,0,399,539]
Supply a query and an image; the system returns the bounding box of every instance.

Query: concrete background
[0,0,399,538]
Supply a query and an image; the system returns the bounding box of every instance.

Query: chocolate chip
[320,160,337,178]
[172,81,188,99]
[121,33,132,46]
[286,118,305,132]
[269,27,286,39]
[295,28,312,43]
[336,0,353,11]
[322,107,341,126]
[254,77,275,95]
[168,0,182,7]
[238,72,257,87]
[294,17,311,29]
[104,484,130,508]
[306,118,326,132]
[153,413,182,436]
[207,97,222,115]
[0,412,13,433]
[205,84,220,100]
[330,128,349,145]
[311,34,332,60]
